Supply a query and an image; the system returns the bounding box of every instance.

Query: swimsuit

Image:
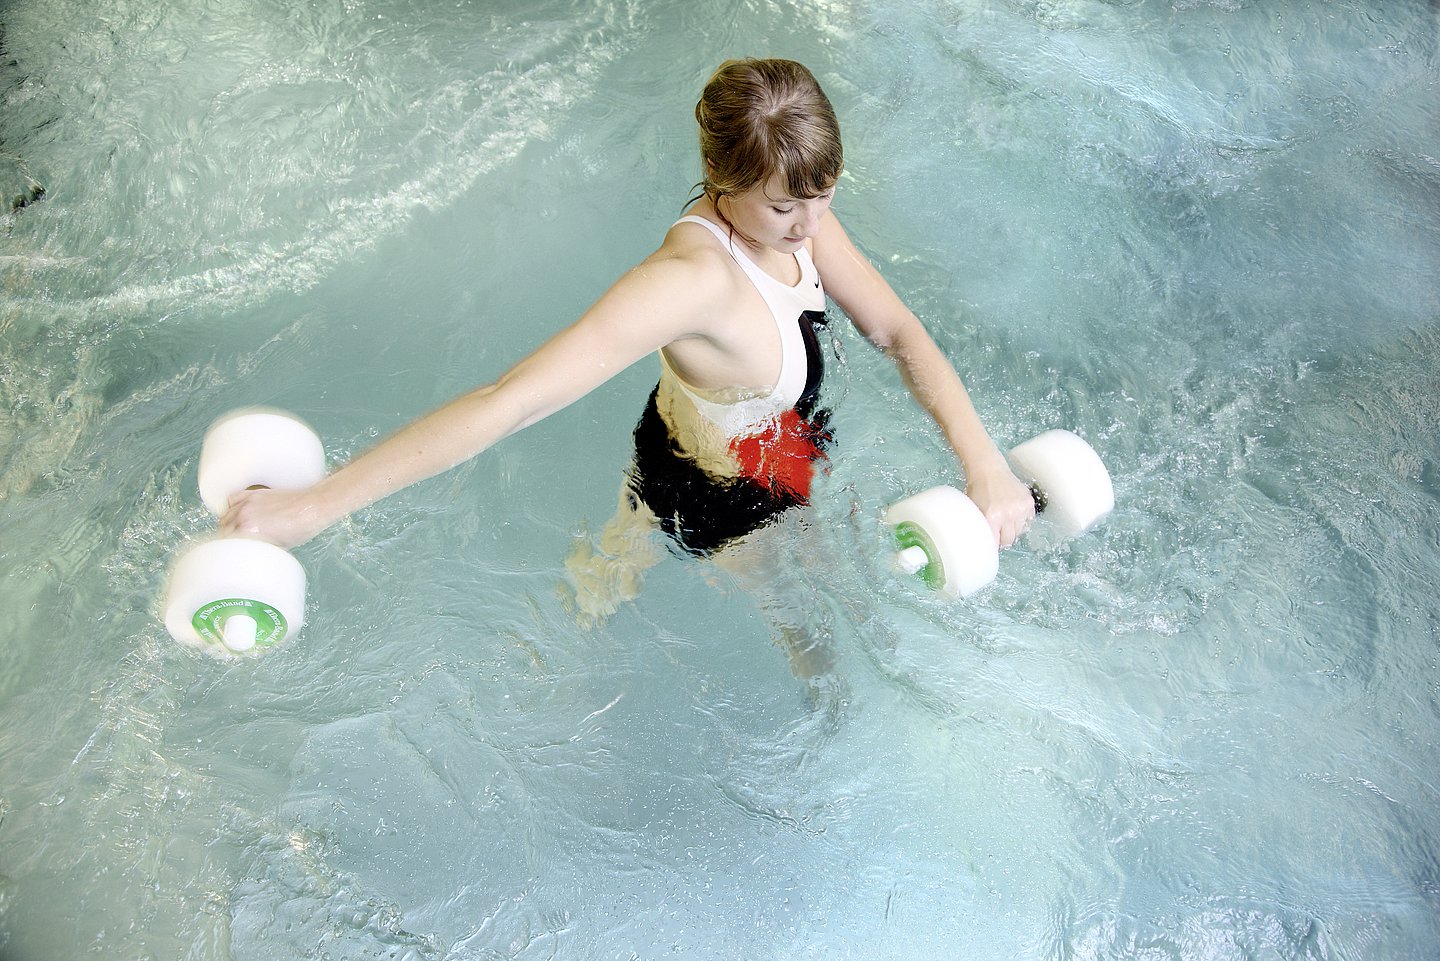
[629,216,832,556]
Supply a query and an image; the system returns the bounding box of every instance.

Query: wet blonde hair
[694,58,843,205]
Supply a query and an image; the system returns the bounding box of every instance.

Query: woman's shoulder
[638,217,741,292]
[659,214,730,258]
[580,217,737,344]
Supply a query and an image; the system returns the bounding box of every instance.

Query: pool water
[2,0,1437,958]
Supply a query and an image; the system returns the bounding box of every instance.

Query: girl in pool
[221,58,1035,631]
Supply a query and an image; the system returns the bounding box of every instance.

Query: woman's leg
[563,484,664,628]
[709,510,837,679]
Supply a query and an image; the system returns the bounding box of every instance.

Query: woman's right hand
[219,486,331,549]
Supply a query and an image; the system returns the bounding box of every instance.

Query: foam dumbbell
[163,408,327,655]
[885,429,1113,599]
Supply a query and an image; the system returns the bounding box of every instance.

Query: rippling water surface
[1,1,1437,958]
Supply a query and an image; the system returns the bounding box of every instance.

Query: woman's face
[719,173,835,253]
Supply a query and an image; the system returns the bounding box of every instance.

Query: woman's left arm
[812,210,1035,547]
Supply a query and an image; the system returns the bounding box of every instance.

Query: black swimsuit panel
[629,309,831,556]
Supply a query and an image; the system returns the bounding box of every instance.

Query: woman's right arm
[220,251,723,548]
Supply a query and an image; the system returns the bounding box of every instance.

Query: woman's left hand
[965,458,1036,548]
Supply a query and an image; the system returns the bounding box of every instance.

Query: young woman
[220,59,1035,617]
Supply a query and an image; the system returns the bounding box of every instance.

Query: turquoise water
[2,0,1438,958]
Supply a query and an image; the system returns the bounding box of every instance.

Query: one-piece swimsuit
[628,215,831,555]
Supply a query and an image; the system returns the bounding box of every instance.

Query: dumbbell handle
[224,613,259,651]
[896,545,929,574]
[1029,483,1047,514]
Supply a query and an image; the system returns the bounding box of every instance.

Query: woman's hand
[964,458,1036,549]
[219,486,331,549]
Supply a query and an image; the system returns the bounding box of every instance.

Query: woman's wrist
[952,434,1009,482]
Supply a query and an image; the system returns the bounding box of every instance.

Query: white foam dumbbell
[163,409,327,655]
[885,429,1113,599]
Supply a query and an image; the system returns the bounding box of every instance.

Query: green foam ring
[191,597,289,649]
[893,521,945,592]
